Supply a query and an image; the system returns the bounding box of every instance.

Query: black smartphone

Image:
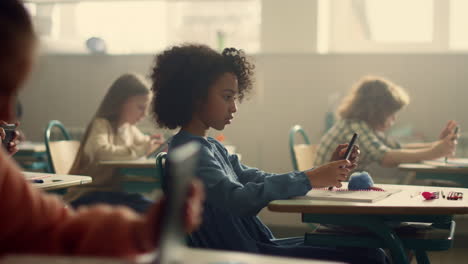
[1,124,17,149]
[328,132,359,190]
[343,133,359,160]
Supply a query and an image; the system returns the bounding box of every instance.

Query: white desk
[99,158,156,169]
[0,248,342,264]
[164,248,341,264]
[99,159,160,192]
[17,142,47,153]
[14,142,49,171]
[269,183,468,264]
[24,171,92,191]
[269,183,468,215]
[399,162,468,175]
[399,161,468,187]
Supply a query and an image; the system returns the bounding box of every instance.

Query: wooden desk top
[24,172,92,191]
[398,163,468,174]
[176,248,341,264]
[268,183,468,215]
[16,142,46,153]
[1,248,341,264]
[99,158,156,169]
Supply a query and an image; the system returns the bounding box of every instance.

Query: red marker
[422,192,438,200]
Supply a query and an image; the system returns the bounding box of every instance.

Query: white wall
[261,0,318,53]
[19,53,468,173]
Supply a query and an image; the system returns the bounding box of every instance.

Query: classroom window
[24,3,36,16]
[75,1,167,54]
[365,0,433,43]
[165,1,261,54]
[25,0,261,54]
[449,0,468,51]
[318,0,445,53]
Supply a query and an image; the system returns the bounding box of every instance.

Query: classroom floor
[268,215,468,264]
[413,216,468,263]
[415,248,468,264]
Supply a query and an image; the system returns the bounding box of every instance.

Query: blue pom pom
[348,171,374,190]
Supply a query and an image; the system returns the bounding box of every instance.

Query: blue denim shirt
[170,130,312,216]
[167,130,312,252]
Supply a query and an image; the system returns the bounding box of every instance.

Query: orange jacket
[0,149,160,259]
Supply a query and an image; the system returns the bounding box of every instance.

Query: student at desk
[0,0,204,259]
[65,73,164,211]
[150,45,388,264]
[315,76,458,171]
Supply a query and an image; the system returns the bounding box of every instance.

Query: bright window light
[450,0,468,50]
[166,1,261,53]
[365,0,433,43]
[24,3,37,16]
[76,1,167,54]
[35,0,260,54]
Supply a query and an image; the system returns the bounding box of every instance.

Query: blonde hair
[69,73,150,174]
[337,76,410,129]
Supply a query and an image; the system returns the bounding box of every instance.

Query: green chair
[324,110,335,133]
[44,120,81,194]
[289,125,317,171]
[289,125,310,171]
[156,152,167,186]
[44,120,80,175]
[289,125,321,232]
[120,152,166,194]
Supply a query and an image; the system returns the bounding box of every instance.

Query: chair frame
[44,120,73,173]
[289,125,311,171]
[155,152,167,189]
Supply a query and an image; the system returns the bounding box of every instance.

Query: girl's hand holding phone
[439,120,458,140]
[306,160,351,188]
[327,133,359,190]
[330,143,360,170]
[435,133,458,157]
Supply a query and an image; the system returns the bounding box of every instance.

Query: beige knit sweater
[64,118,150,201]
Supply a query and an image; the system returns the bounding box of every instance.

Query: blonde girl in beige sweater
[66,73,163,212]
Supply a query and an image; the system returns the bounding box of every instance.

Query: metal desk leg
[414,250,430,264]
[363,219,409,264]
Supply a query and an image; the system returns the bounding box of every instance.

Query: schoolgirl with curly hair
[150,44,388,264]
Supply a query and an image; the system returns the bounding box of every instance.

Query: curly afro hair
[150,44,255,129]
